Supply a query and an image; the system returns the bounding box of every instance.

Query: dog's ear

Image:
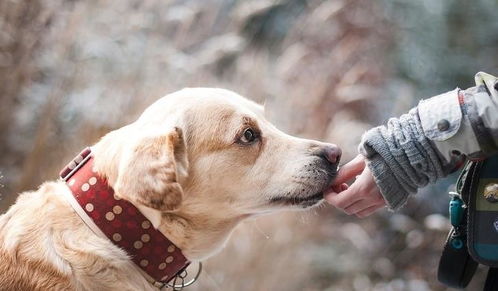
[114,127,188,211]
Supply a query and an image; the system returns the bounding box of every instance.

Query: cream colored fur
[0,88,338,290]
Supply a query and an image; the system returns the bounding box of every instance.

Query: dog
[0,88,341,290]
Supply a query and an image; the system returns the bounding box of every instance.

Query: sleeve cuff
[418,88,462,142]
[365,156,410,211]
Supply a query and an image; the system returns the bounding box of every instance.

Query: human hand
[324,155,386,218]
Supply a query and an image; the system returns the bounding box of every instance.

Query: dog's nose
[321,144,342,165]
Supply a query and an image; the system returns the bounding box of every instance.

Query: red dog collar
[60,148,190,286]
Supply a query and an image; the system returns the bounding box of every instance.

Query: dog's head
[93,88,340,258]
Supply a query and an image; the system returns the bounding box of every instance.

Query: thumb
[333,154,365,185]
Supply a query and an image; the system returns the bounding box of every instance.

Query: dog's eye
[240,128,258,144]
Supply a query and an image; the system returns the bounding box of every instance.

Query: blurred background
[1,0,497,290]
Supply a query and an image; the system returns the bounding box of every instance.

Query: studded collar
[59,148,190,287]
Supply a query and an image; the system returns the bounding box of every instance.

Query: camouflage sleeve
[422,72,498,160]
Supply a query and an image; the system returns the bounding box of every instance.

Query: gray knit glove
[359,107,453,211]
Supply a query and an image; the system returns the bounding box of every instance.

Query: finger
[324,186,340,196]
[324,186,362,209]
[355,204,385,218]
[333,155,365,185]
[324,183,349,196]
[343,198,377,215]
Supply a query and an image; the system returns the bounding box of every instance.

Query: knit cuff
[359,108,451,211]
[364,153,410,211]
[359,126,415,211]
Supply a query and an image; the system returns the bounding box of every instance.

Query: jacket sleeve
[427,72,498,160]
[359,72,498,211]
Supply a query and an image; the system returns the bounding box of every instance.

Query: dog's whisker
[252,221,271,240]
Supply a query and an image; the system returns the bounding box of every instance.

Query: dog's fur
[0,88,339,290]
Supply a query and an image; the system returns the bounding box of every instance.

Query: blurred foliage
[383,0,498,100]
[0,0,497,290]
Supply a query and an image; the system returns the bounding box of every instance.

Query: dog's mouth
[268,164,337,209]
[269,192,324,208]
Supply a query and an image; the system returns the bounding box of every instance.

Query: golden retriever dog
[0,88,341,290]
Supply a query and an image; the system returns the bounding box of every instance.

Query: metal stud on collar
[160,262,202,291]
